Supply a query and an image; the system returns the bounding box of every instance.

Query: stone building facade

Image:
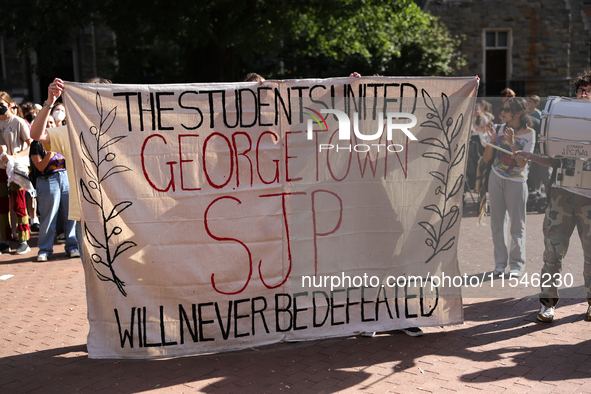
[4,2,591,102]
[424,0,591,97]
[0,21,116,104]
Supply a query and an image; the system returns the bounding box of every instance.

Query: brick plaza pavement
[2,202,591,393]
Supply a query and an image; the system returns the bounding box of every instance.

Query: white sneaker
[537,305,555,322]
[69,249,80,258]
[360,331,376,337]
[509,270,524,278]
[401,327,424,337]
[37,254,48,262]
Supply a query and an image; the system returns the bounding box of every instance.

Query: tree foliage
[0,0,92,78]
[0,0,465,83]
[281,0,466,78]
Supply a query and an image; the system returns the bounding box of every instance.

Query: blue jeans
[36,171,77,256]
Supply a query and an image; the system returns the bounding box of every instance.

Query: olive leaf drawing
[419,90,465,264]
[80,92,135,296]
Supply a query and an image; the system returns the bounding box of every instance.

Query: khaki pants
[540,187,591,307]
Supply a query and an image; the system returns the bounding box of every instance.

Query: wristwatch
[42,100,54,109]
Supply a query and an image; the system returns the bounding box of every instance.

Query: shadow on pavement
[2,296,591,393]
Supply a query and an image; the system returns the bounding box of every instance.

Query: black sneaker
[30,223,40,232]
[15,242,30,255]
[400,327,424,337]
[0,242,10,254]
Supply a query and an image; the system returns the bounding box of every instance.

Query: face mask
[53,109,66,122]
[25,113,35,123]
[0,105,7,116]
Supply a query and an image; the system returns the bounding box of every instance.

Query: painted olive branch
[80,92,135,297]
[418,90,465,264]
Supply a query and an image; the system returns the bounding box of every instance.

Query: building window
[484,30,511,96]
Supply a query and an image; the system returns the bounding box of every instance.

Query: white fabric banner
[63,76,478,359]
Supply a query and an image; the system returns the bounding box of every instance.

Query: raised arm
[31,78,64,143]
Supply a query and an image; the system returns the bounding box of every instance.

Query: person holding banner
[515,69,591,323]
[30,77,112,263]
[482,97,535,278]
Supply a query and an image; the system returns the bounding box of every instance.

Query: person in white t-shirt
[483,97,535,278]
[0,91,33,255]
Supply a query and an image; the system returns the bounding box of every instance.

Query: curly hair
[573,69,591,92]
[505,97,533,129]
[500,88,516,97]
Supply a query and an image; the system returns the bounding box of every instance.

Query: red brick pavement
[2,202,591,393]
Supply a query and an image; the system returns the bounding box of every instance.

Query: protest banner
[63,76,478,358]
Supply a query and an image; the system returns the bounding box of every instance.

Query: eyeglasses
[501,107,512,113]
[576,88,591,96]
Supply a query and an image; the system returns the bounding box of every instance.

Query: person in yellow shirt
[30,77,112,263]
